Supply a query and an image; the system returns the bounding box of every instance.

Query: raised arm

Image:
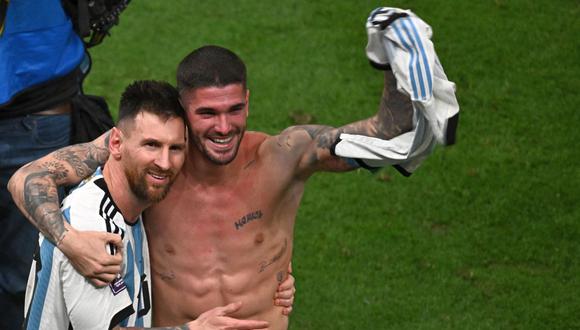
[7,130,123,286]
[288,70,413,178]
[286,7,459,178]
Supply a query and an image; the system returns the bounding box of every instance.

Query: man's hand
[274,263,296,315]
[187,302,269,330]
[59,225,123,287]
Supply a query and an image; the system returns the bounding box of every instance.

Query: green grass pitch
[84,1,580,328]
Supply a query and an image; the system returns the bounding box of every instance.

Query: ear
[109,127,124,160]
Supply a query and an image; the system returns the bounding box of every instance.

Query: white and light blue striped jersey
[333,7,460,176]
[24,168,152,329]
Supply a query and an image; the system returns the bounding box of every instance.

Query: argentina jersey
[23,167,152,329]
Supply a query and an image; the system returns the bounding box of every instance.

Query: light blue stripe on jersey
[392,18,434,101]
[392,22,419,100]
[119,243,135,328]
[406,17,432,97]
[28,207,71,329]
[27,241,56,329]
[399,20,426,99]
[132,224,145,327]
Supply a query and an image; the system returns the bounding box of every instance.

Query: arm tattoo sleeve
[373,71,414,140]
[18,133,111,243]
[53,138,110,181]
[23,171,66,244]
[293,125,355,171]
[290,71,413,174]
[304,72,413,145]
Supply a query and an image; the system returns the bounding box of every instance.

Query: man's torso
[145,131,309,329]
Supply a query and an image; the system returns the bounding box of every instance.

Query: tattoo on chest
[277,270,285,283]
[258,238,288,273]
[153,269,176,281]
[234,210,263,230]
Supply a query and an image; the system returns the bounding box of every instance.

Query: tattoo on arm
[301,125,329,140]
[303,72,412,142]
[291,125,355,171]
[23,171,66,244]
[292,71,413,173]
[53,138,110,180]
[373,71,414,139]
[18,132,111,243]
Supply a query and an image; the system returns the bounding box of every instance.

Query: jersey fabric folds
[333,7,460,175]
[23,168,152,330]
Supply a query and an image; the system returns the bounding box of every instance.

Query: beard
[124,165,175,203]
[192,128,245,165]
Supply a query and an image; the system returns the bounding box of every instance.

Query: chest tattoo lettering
[234,210,263,230]
[258,239,288,273]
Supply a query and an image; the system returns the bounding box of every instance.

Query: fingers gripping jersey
[24,168,152,329]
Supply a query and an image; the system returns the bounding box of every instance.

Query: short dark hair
[118,80,185,127]
[176,45,247,94]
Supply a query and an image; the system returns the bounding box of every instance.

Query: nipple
[254,232,265,244]
[165,244,176,255]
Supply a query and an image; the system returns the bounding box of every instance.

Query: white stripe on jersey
[24,168,152,329]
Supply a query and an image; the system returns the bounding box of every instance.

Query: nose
[214,114,231,135]
[154,148,171,171]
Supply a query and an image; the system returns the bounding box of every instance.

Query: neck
[102,159,149,223]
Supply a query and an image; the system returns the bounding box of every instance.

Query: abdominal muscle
[151,260,288,329]
[145,212,291,329]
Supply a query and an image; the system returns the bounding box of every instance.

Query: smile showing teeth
[149,173,167,180]
[210,136,233,144]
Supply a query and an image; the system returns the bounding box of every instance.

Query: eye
[143,141,160,148]
[196,108,216,117]
[229,106,244,114]
[170,144,185,152]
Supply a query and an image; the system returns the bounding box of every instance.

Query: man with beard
[21,80,277,329]
[13,46,412,329]
[10,8,458,329]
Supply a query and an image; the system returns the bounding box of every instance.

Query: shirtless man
[11,44,409,329]
[23,80,274,330]
[8,12,452,327]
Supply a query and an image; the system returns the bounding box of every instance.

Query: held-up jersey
[24,168,152,329]
[332,7,460,176]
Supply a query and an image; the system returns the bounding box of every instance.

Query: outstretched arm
[7,130,123,286]
[286,70,413,177]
